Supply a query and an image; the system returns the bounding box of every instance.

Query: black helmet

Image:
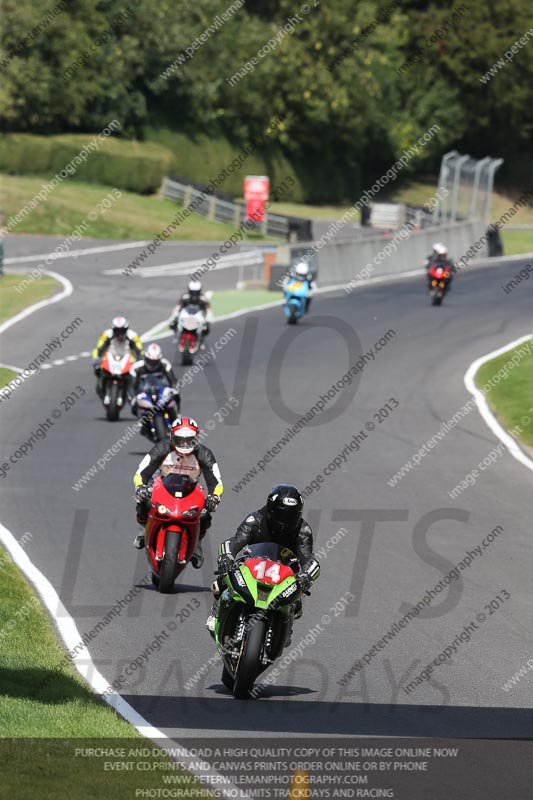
[266,484,303,538]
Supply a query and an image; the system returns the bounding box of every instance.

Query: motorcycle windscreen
[161,473,197,498]
[236,542,282,561]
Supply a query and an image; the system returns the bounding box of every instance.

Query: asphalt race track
[2,237,533,740]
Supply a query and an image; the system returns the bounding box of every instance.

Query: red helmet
[171,416,199,455]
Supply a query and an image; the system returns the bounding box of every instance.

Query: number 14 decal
[253,561,281,582]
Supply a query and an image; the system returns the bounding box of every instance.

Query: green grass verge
[0,549,145,738]
[0,273,61,324]
[0,174,255,241]
[475,340,533,446]
[211,289,280,317]
[0,367,18,387]
[500,229,533,256]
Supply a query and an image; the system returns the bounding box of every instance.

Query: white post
[470,156,491,220]
[485,158,504,223]
[451,154,470,222]
[434,151,458,224]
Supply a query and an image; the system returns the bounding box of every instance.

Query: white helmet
[145,343,163,372]
[111,315,129,340]
[188,280,202,295]
[294,262,309,277]
[434,243,447,255]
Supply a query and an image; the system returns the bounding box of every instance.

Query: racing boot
[190,542,204,569]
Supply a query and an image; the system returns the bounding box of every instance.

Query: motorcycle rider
[423,242,444,269]
[130,343,181,433]
[282,261,317,313]
[169,280,213,343]
[206,484,320,632]
[92,316,143,399]
[426,243,456,290]
[132,416,223,568]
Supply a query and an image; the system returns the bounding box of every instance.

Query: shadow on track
[124,693,533,739]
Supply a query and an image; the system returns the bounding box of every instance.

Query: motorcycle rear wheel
[154,415,168,442]
[158,530,180,593]
[233,617,267,699]
[181,350,193,366]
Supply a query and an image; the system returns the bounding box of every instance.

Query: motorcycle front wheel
[287,305,298,325]
[158,530,180,593]
[233,617,267,699]
[106,382,120,421]
[221,664,234,691]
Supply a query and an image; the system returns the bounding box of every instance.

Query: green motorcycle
[214,542,303,699]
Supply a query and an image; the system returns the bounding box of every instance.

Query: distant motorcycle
[144,474,205,593]
[135,376,179,443]
[99,340,134,421]
[213,542,304,698]
[283,279,309,324]
[176,305,205,365]
[428,263,451,306]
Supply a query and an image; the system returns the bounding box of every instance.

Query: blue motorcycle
[283,279,309,324]
[134,377,179,443]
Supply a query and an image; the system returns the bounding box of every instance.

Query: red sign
[244,175,269,222]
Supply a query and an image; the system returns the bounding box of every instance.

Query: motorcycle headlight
[157,505,169,515]
[180,506,199,519]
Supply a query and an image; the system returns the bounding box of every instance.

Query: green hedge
[0,134,173,194]
[145,127,306,203]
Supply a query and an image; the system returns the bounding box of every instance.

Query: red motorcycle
[428,263,451,306]
[144,473,205,593]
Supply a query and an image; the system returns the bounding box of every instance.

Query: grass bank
[1,174,247,241]
[475,340,533,446]
[0,273,61,324]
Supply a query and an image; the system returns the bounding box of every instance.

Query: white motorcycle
[176,305,206,366]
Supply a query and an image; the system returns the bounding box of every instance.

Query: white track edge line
[464,333,533,473]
